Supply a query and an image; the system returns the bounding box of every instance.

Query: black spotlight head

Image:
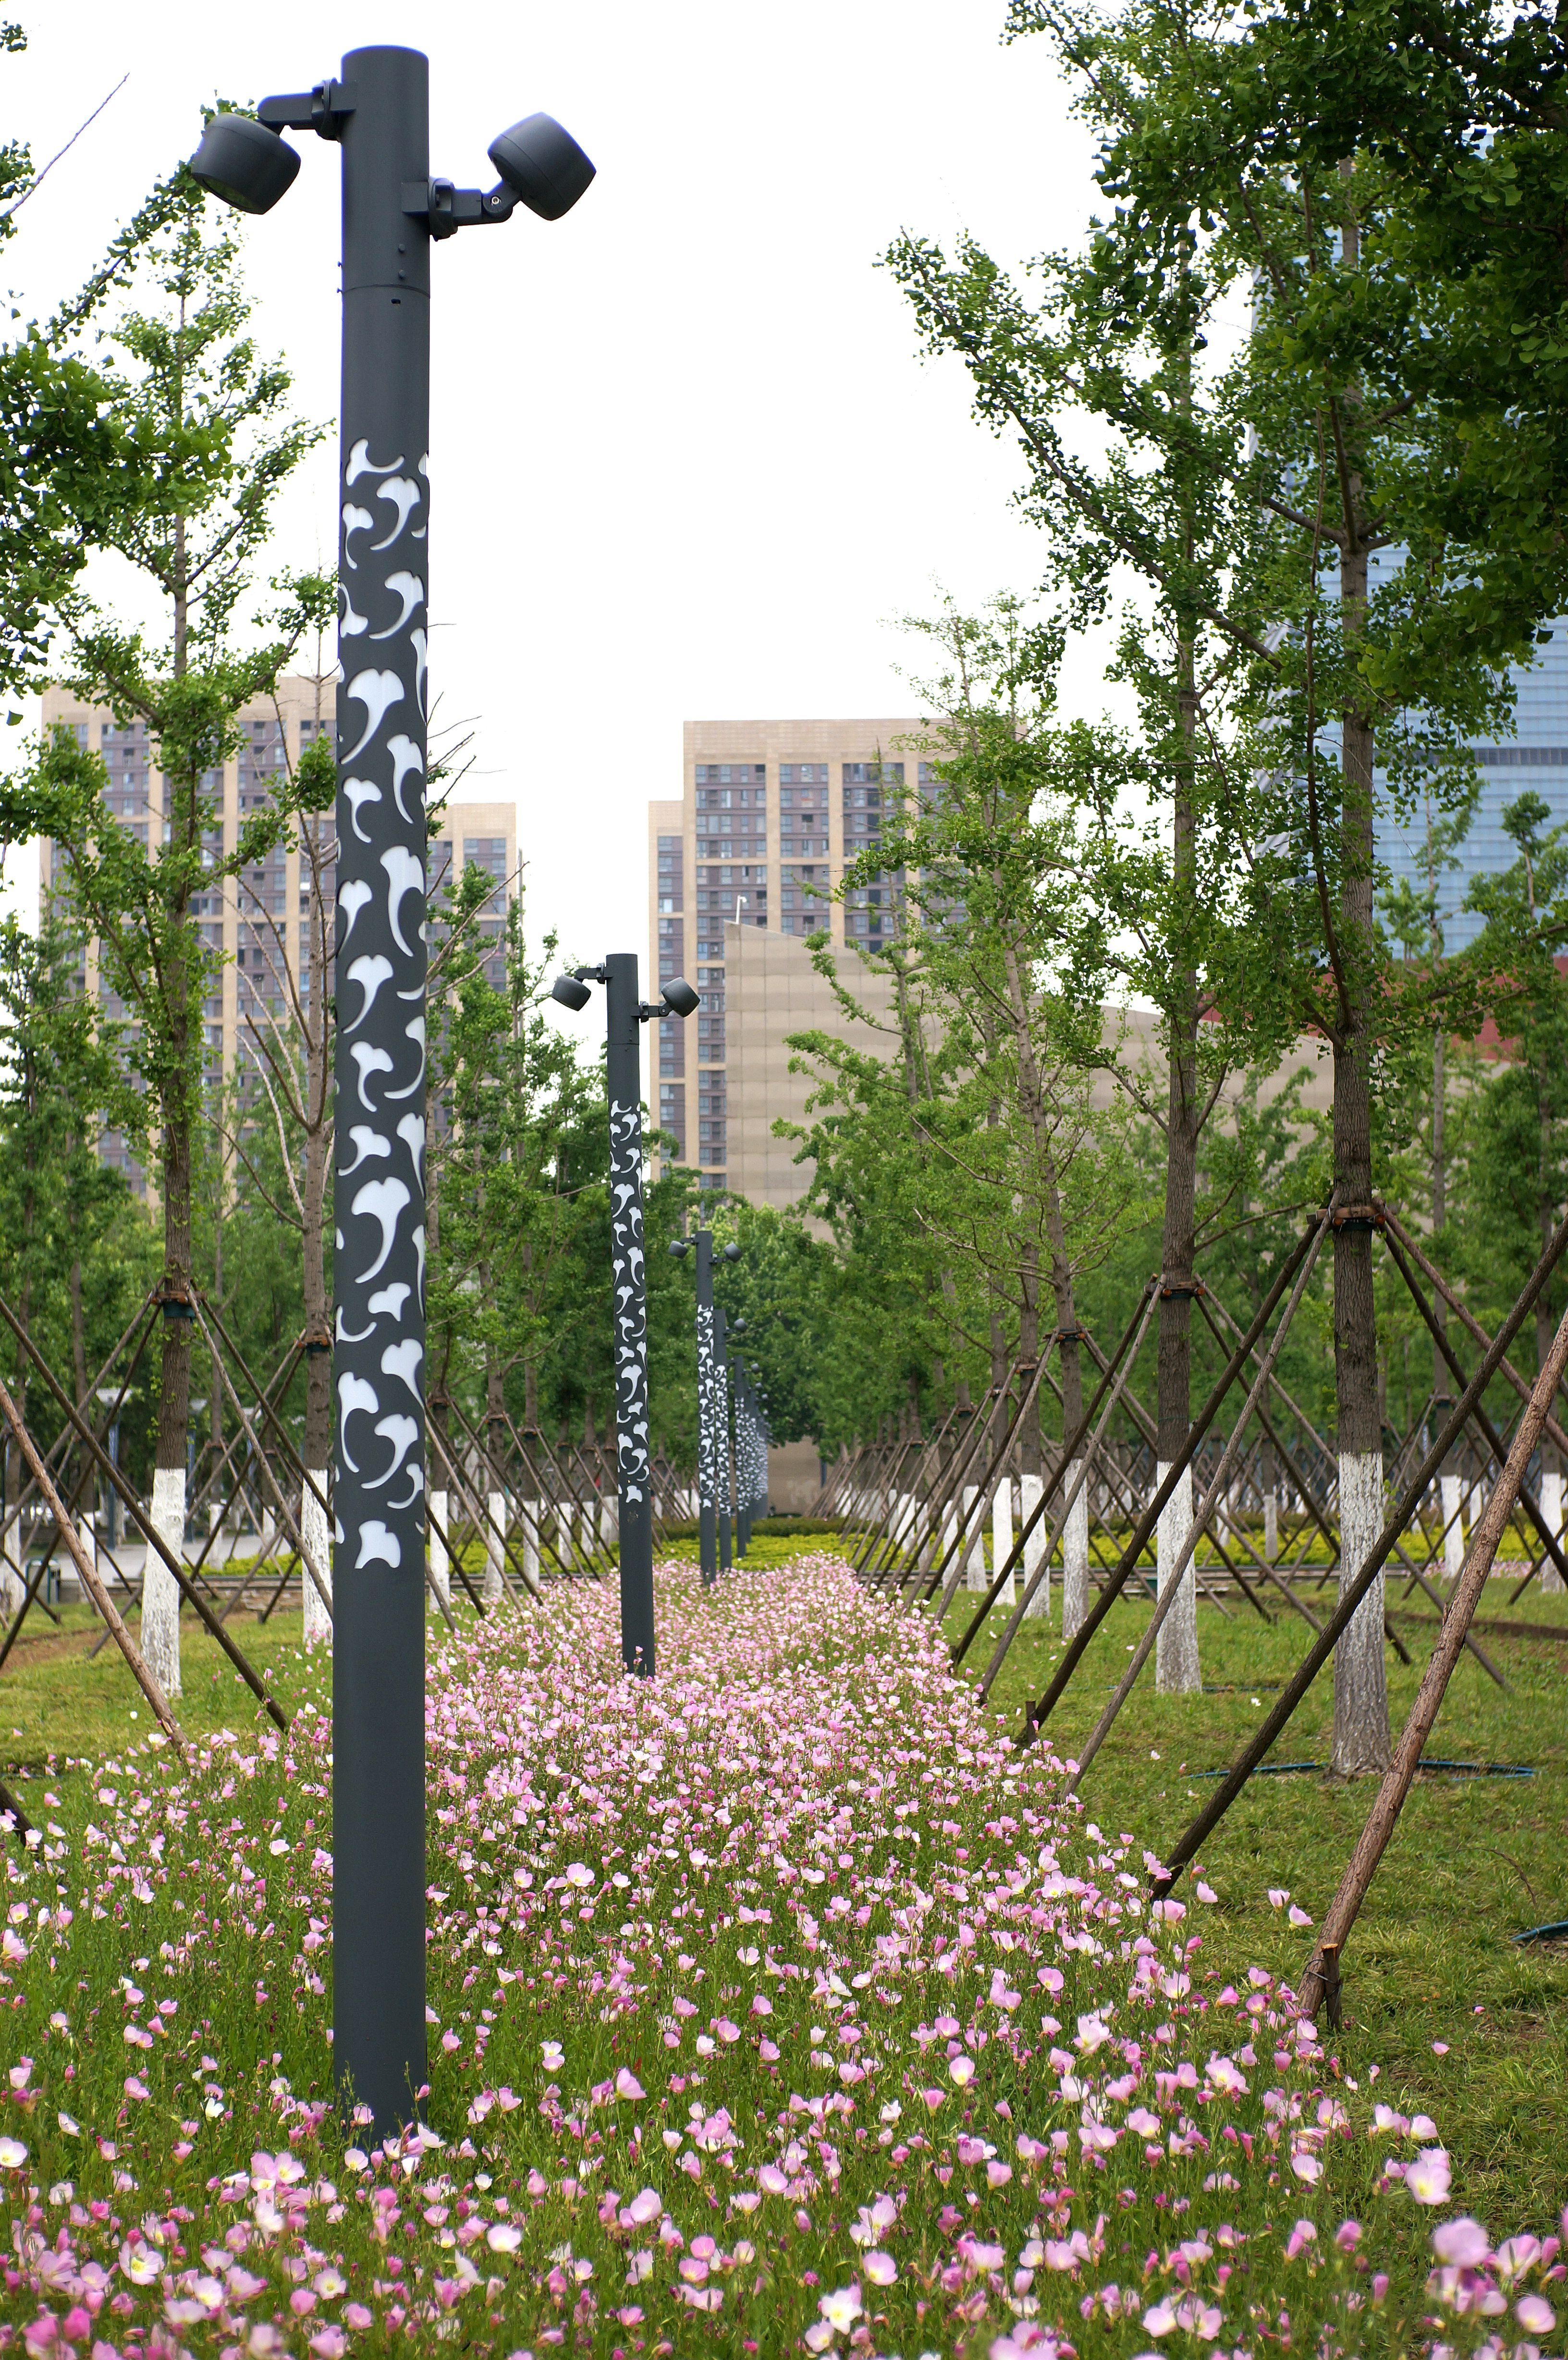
[667,1239,689,1259]
[723,1242,741,1263]
[188,113,301,215]
[662,975,700,1019]
[551,972,592,1012]
[731,1317,747,1335]
[488,113,596,220]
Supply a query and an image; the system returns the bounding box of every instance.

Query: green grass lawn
[4,1536,1565,2232]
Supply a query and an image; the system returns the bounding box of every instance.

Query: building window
[696,762,764,784]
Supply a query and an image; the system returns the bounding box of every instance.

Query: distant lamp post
[730,1319,751,1554]
[188,45,594,2139]
[552,960,697,1673]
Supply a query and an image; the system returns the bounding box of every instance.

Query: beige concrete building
[648,717,925,1192]
[39,679,515,1189]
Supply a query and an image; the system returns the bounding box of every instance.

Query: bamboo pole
[1153,1200,1568,1891]
[1017,1215,1325,1745]
[1298,1293,1568,2026]
[0,1371,183,1748]
[1065,1208,1332,1791]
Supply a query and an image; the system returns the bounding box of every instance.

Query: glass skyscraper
[1377,620,1568,951]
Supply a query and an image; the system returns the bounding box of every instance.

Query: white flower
[0,2137,27,2169]
[819,2284,863,2332]
[487,2222,523,2252]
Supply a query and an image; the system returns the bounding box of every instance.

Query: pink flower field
[0,1552,1562,2358]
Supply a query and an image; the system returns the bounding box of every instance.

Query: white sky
[2,0,1120,1047]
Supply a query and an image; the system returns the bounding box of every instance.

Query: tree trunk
[483,1345,507,1600]
[1156,876,1201,1694]
[147,993,193,1698]
[1330,521,1390,1776]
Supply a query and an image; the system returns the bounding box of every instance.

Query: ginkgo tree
[0,171,319,1695]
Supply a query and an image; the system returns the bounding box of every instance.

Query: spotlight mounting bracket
[257,81,357,139]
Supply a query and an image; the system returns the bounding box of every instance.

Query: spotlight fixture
[187,111,301,213]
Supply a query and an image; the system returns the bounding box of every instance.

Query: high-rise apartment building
[647,719,924,1193]
[1378,618,1568,950]
[38,679,516,1188]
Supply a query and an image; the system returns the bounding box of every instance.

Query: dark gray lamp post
[668,1229,718,1584]
[188,48,594,2139]
[730,1318,751,1554]
[713,1303,733,1573]
[552,961,697,1673]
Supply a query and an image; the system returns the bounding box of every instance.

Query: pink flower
[344,2303,374,2330]
[1407,2149,1453,2206]
[1516,2296,1556,2335]
[615,2068,645,2100]
[1432,2218,1490,2268]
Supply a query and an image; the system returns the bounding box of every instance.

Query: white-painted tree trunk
[557,1502,574,1570]
[1062,1462,1091,1640]
[0,1516,21,1618]
[1155,1460,1200,1693]
[1062,1462,1088,1632]
[992,1479,1015,1606]
[963,1486,985,1592]
[1019,1471,1048,1619]
[429,1487,450,1611]
[522,1503,540,1588]
[144,1465,184,1699]
[484,1490,506,1601]
[1332,1450,1391,1775]
[580,1501,596,1561]
[600,1495,619,1550]
[259,1500,275,1553]
[301,1471,332,1645]
[1540,1469,1566,1592]
[1264,1489,1278,1562]
[1441,1473,1465,1580]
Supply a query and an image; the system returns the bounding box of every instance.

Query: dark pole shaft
[715,1307,732,1574]
[738,1370,756,1550]
[332,42,431,2136]
[605,953,655,1675]
[696,1232,717,1584]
